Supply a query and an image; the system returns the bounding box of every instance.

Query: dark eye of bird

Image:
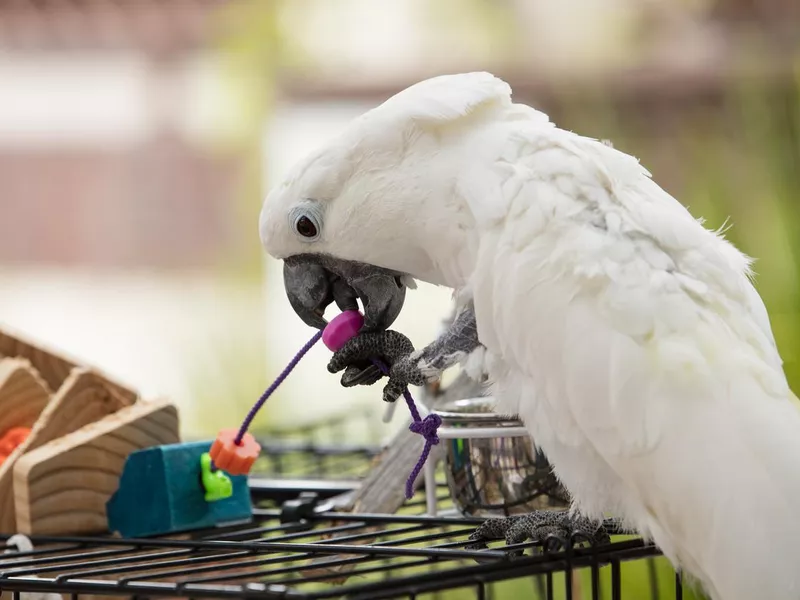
[296,216,317,238]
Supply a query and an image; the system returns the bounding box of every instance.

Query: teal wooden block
[106,440,253,538]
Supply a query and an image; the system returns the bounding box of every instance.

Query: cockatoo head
[260,72,514,331]
[258,115,414,332]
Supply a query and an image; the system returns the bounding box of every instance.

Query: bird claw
[327,330,426,402]
[340,361,383,387]
[465,511,610,556]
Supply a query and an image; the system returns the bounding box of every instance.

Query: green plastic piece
[200,452,233,502]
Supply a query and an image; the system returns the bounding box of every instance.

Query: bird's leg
[327,304,482,402]
[407,303,482,379]
[465,511,610,555]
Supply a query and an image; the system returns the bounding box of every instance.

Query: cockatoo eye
[295,216,318,238]
[289,204,323,242]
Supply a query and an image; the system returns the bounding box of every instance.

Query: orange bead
[0,427,31,457]
[209,428,261,476]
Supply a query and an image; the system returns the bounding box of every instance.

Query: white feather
[464,107,800,600]
[373,71,512,126]
[260,72,800,600]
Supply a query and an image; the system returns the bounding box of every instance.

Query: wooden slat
[0,328,75,392]
[0,368,137,533]
[0,358,51,435]
[0,359,51,535]
[14,397,180,536]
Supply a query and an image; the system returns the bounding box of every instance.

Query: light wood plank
[0,358,50,436]
[0,359,52,537]
[14,397,180,536]
[0,368,138,533]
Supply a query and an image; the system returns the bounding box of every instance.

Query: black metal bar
[611,559,621,600]
[9,532,504,560]
[0,540,664,597]
[153,548,323,586]
[310,510,485,526]
[546,570,553,600]
[314,551,598,600]
[198,520,309,540]
[0,435,671,600]
[648,557,660,600]
[564,542,573,599]
[0,546,130,570]
[178,526,481,586]
[591,547,601,600]
[4,548,192,579]
[61,550,250,582]
[123,525,432,586]
[248,477,362,504]
[193,528,463,583]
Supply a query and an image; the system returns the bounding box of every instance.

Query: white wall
[0,51,232,149]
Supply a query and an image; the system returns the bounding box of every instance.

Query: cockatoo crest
[366,71,513,127]
[260,72,520,282]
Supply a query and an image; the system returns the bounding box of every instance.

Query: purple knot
[404,413,442,499]
[409,413,442,445]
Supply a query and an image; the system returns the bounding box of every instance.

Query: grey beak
[283,254,407,332]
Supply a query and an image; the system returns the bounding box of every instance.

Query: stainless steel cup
[434,397,570,517]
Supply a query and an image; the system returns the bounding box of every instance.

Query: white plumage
[261,72,800,600]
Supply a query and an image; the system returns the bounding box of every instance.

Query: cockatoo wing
[466,127,800,600]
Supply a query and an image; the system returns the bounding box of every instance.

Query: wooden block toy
[0,359,50,458]
[106,439,253,538]
[13,397,180,536]
[0,359,51,533]
[0,326,75,392]
[0,368,138,533]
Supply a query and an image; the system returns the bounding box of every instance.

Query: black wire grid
[0,417,685,600]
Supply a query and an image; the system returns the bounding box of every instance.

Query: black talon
[327,330,426,402]
[465,511,610,557]
[340,362,383,387]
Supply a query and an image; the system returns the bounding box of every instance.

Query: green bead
[200,452,233,502]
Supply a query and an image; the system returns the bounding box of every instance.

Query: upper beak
[283,254,407,332]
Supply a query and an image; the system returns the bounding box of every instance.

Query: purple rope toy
[234,310,440,499]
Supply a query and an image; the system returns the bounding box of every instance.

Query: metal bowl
[434,397,570,518]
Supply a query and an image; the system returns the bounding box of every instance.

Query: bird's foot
[327,330,431,402]
[465,511,610,556]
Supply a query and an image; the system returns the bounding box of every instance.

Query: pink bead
[322,310,364,352]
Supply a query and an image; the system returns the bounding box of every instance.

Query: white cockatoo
[259,72,800,600]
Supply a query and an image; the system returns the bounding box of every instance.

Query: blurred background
[0,0,798,456]
[1,1,798,598]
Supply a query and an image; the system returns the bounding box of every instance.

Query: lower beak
[283,254,407,332]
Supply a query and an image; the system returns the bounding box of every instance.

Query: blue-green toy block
[106,441,252,538]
